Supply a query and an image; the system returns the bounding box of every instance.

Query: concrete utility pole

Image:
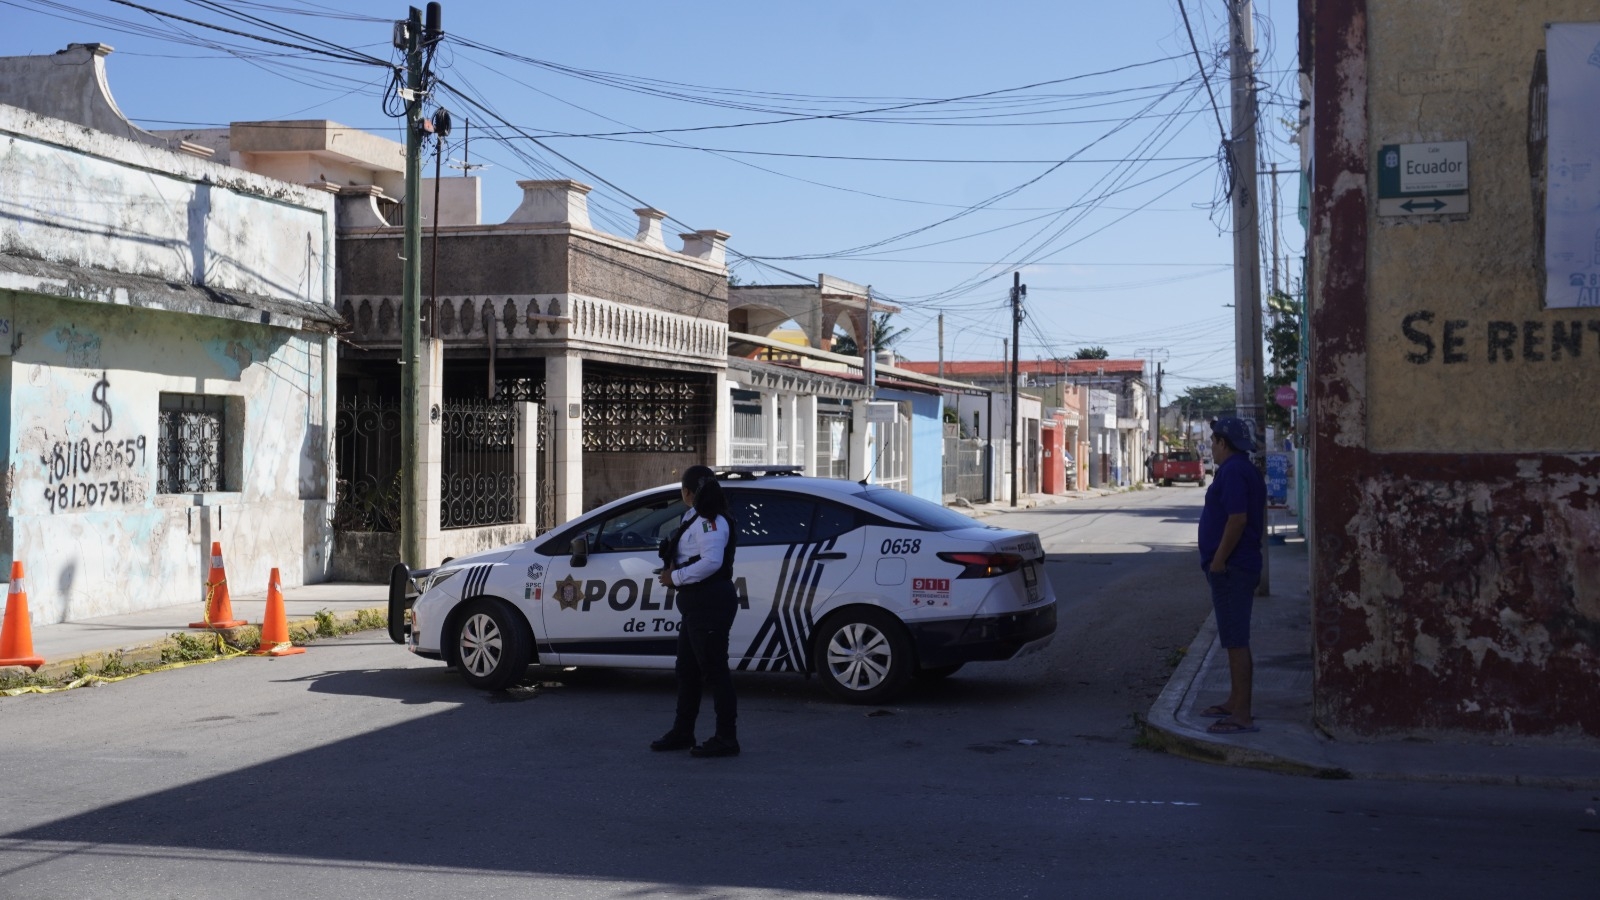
[400,3,441,568]
[1229,0,1269,594]
[1009,272,1025,508]
[1229,0,1265,432]
[937,313,945,379]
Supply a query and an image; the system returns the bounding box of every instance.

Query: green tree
[1177,384,1238,422]
[832,312,909,356]
[1071,346,1110,359]
[1263,289,1302,431]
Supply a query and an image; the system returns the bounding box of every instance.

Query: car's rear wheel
[813,608,913,704]
[452,598,532,691]
[915,662,965,680]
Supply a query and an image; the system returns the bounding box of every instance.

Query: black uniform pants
[673,579,738,739]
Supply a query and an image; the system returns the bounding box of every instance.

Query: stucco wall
[5,299,336,624]
[0,104,334,310]
[1367,3,1600,452]
[0,96,339,626]
[1309,0,1600,738]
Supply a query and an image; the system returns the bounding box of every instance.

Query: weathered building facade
[1304,0,1600,737]
[0,45,340,623]
[338,179,731,536]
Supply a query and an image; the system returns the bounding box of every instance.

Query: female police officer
[650,465,741,758]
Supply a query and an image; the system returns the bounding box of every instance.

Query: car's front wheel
[813,608,913,704]
[452,598,532,691]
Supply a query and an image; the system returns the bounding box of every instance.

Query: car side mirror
[570,536,589,568]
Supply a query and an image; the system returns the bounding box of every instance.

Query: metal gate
[333,397,401,532]
[942,423,991,503]
[439,398,520,529]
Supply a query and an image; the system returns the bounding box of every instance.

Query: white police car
[389,469,1056,703]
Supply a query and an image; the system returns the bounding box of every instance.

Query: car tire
[915,662,965,680]
[452,598,533,691]
[1198,476,1207,487]
[813,608,913,704]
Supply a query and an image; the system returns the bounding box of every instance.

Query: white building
[0,45,340,623]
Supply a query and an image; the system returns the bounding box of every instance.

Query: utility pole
[1156,363,1164,454]
[862,287,875,396]
[1009,272,1024,508]
[1229,0,1264,431]
[1269,162,1282,296]
[1229,0,1269,593]
[937,313,945,379]
[400,3,441,568]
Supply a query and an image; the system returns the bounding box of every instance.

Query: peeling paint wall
[5,298,337,625]
[0,104,334,309]
[1309,0,1600,738]
[0,95,338,627]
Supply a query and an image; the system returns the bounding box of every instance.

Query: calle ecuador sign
[1377,141,1469,217]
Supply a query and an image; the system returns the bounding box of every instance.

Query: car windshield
[855,487,983,531]
[1168,451,1199,461]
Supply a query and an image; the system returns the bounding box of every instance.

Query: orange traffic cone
[250,568,304,657]
[190,541,246,629]
[0,561,45,669]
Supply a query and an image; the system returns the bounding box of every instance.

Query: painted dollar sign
[91,372,113,434]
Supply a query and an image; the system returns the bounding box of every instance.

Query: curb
[1139,612,1353,780]
[16,607,389,686]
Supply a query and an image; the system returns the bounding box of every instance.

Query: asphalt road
[2,488,1594,898]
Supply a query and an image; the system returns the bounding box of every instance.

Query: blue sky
[5,0,1304,392]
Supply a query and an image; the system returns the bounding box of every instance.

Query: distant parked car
[390,469,1057,703]
[1152,450,1206,486]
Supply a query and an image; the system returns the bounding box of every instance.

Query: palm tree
[832,312,909,356]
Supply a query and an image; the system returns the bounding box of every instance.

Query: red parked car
[1152,450,1206,486]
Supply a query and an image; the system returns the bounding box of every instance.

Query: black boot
[650,729,695,752]
[689,734,740,758]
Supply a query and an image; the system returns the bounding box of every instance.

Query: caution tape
[0,630,250,696]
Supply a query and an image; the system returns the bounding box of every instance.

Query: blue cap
[1211,417,1256,453]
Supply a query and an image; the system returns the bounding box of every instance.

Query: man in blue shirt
[1197,417,1266,734]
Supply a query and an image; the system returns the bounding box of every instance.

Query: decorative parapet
[337,185,393,228]
[339,293,727,362]
[680,229,731,266]
[506,179,592,229]
[634,208,668,248]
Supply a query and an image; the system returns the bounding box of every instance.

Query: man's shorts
[1206,568,1260,649]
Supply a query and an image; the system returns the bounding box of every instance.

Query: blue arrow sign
[1401,198,1446,212]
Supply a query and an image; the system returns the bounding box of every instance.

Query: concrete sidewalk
[7,581,390,684]
[1142,534,1600,787]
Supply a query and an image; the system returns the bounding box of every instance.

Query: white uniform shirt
[672,512,731,586]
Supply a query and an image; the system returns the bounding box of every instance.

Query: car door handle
[813,552,848,560]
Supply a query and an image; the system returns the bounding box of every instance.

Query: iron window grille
[157,393,227,493]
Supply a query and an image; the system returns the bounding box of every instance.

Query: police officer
[650,465,741,758]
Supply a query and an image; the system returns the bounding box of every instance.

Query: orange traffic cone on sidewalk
[0,560,45,666]
[0,561,45,669]
[250,568,304,657]
[190,541,246,630]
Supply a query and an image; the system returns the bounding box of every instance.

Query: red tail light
[937,551,1024,578]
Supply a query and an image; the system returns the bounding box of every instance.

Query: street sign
[1274,384,1297,408]
[1377,141,1469,217]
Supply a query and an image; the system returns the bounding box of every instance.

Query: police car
[388,469,1056,703]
